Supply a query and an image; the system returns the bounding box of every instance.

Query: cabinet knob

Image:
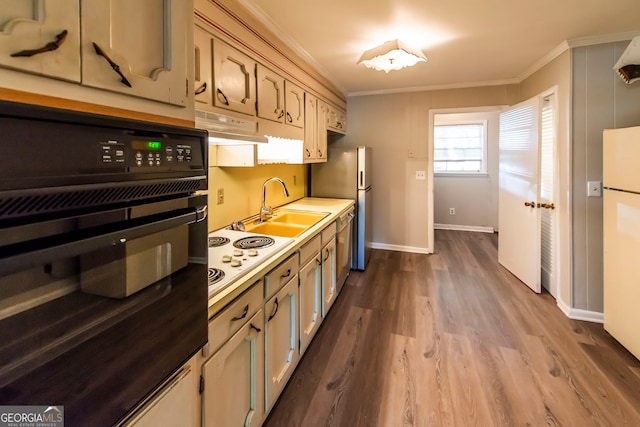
[11,29,68,58]
[195,82,207,95]
[230,304,249,322]
[267,297,279,322]
[286,112,293,123]
[216,88,230,105]
[92,42,132,87]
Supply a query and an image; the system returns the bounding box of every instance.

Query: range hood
[614,36,640,84]
[195,110,268,144]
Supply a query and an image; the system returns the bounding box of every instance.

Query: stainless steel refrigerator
[311,146,372,270]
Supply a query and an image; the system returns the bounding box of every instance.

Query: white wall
[571,41,640,313]
[433,110,501,230]
[344,86,517,253]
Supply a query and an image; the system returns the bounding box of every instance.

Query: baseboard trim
[557,298,603,323]
[370,242,431,254]
[434,223,495,233]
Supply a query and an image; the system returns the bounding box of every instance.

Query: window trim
[433,119,488,175]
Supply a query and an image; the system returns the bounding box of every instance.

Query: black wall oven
[0,101,208,426]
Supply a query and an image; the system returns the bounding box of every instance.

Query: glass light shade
[357,39,427,73]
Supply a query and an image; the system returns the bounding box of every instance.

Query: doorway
[427,106,504,253]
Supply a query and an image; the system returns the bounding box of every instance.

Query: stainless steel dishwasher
[336,207,355,293]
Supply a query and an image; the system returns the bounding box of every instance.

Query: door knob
[540,203,555,209]
[524,201,536,208]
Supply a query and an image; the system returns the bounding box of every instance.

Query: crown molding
[236,0,347,96]
[348,77,520,97]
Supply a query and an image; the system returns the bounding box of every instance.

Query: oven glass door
[0,195,208,426]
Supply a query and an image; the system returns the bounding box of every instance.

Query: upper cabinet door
[212,38,256,116]
[193,25,213,108]
[284,81,304,128]
[257,64,284,123]
[0,0,81,82]
[328,106,347,134]
[303,92,317,162]
[316,100,329,160]
[81,0,188,106]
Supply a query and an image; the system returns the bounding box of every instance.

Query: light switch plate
[587,181,602,197]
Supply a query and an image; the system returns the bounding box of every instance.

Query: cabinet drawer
[208,280,264,354]
[299,234,321,266]
[265,253,299,299]
[321,222,337,246]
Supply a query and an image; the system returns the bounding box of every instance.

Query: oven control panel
[99,138,198,169]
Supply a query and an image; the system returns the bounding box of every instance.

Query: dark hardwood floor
[263,230,640,427]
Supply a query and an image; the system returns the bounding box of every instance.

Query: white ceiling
[239,0,640,96]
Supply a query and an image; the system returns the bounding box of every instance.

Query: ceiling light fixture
[357,39,427,73]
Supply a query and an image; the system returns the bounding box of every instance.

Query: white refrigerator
[603,126,640,359]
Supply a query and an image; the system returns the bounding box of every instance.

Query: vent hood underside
[195,110,268,144]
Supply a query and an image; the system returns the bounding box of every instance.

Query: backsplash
[207,163,305,231]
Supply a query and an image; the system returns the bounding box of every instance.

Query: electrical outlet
[416,170,426,180]
[449,208,456,215]
[217,188,224,205]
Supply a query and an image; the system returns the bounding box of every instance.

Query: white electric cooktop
[207,228,293,298]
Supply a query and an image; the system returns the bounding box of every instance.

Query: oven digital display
[132,140,162,150]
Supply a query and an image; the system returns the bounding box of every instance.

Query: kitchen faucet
[261,177,290,222]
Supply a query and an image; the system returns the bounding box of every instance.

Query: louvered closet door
[539,95,557,297]
[498,96,541,293]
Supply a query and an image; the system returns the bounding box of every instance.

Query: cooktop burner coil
[208,236,230,247]
[208,268,225,285]
[233,235,276,249]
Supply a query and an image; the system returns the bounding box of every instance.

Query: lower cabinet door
[264,276,299,413]
[299,255,322,355]
[202,310,264,427]
[322,238,337,317]
[126,362,196,427]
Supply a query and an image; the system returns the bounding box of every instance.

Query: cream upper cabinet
[1,1,188,107]
[284,81,304,128]
[257,64,285,123]
[81,0,188,107]
[303,92,328,163]
[303,92,317,161]
[316,100,329,160]
[0,0,81,82]
[193,25,213,108]
[328,105,347,134]
[212,38,256,116]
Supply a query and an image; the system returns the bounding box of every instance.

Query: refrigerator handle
[360,171,363,188]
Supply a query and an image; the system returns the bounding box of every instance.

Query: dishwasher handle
[338,208,355,232]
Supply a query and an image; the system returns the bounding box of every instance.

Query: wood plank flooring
[263,230,640,427]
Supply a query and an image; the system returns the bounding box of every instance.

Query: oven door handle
[0,205,207,276]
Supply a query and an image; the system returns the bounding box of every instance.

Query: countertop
[207,197,355,318]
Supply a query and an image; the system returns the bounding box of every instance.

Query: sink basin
[270,210,329,226]
[242,210,330,237]
[244,221,307,237]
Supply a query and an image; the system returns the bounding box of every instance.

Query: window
[434,120,487,174]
